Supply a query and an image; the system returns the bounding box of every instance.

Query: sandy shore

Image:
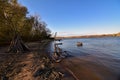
[0,41,76,80]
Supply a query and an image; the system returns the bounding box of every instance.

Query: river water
[49,37,120,80]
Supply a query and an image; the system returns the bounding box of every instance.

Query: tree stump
[7,34,29,53]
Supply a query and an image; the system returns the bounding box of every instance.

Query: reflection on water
[49,37,120,80]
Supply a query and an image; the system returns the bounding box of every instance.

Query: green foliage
[0,0,51,43]
[27,15,51,41]
[0,0,27,41]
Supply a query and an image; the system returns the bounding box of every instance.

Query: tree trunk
[7,34,29,53]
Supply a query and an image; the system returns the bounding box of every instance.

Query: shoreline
[0,39,119,80]
[0,40,75,80]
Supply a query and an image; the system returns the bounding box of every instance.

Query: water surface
[50,37,120,80]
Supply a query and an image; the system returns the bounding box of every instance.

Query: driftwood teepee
[7,34,29,53]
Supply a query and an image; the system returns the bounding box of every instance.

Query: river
[49,37,120,80]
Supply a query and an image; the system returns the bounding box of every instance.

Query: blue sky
[18,0,120,36]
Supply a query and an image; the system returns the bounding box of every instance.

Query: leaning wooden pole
[54,32,57,52]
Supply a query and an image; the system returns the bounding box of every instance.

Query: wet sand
[60,56,119,80]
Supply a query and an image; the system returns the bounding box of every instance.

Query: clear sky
[18,0,120,36]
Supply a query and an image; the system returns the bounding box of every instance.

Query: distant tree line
[0,0,51,44]
[115,32,120,36]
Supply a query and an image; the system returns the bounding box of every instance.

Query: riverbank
[0,40,49,80]
[0,40,76,80]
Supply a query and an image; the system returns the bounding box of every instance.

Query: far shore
[56,32,120,39]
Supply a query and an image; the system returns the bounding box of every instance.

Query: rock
[77,42,83,46]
